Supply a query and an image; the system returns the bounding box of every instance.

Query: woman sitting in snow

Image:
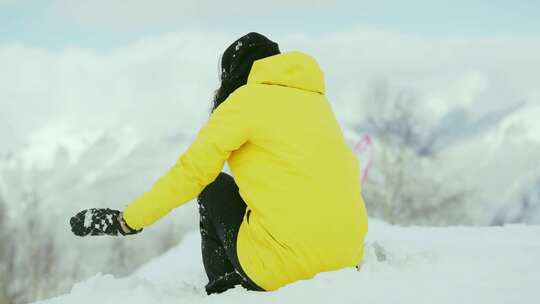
[70,32,369,294]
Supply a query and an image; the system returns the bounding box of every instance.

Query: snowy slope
[36,220,540,304]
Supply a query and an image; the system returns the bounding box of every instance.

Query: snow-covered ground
[36,219,540,304]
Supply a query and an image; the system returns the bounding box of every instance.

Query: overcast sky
[1,0,539,49]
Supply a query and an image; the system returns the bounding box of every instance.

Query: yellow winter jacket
[124,51,368,291]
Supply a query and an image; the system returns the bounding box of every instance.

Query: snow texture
[235,41,243,51]
[35,219,540,304]
[83,209,93,228]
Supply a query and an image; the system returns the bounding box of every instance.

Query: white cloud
[275,29,540,127]
[1,31,229,140]
[1,28,539,160]
[424,71,489,121]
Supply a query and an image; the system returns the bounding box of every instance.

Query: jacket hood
[247,51,325,94]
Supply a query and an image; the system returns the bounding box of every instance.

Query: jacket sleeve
[123,88,252,230]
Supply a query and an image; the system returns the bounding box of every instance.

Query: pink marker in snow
[353,134,373,185]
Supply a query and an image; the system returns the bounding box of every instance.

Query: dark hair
[212,32,280,112]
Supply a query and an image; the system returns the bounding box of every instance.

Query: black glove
[70,208,141,237]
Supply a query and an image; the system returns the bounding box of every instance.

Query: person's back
[69,33,368,295]
[228,52,368,290]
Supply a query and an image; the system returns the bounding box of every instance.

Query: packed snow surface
[37,220,540,304]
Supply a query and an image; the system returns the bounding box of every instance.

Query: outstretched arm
[69,88,252,237]
[122,88,252,230]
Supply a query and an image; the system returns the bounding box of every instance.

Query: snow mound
[37,220,540,304]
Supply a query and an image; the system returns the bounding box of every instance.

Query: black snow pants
[197,172,264,294]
